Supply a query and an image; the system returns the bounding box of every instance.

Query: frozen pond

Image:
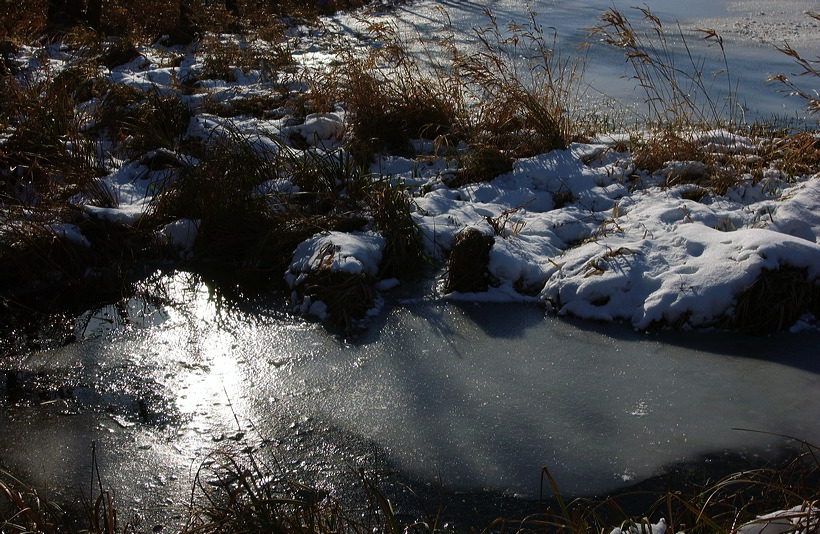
[1,275,818,527]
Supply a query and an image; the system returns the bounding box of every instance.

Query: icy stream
[1,276,818,527]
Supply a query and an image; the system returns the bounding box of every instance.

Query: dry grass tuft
[117,91,192,155]
[0,469,65,534]
[591,7,739,131]
[0,1,47,40]
[0,0,367,43]
[0,443,128,534]
[457,9,584,158]
[0,206,91,294]
[297,268,376,331]
[651,439,820,534]
[1,65,111,208]
[200,93,287,118]
[338,24,461,164]
[143,134,276,263]
[286,149,364,215]
[728,265,820,334]
[197,36,263,82]
[590,7,763,194]
[367,181,426,280]
[180,440,820,534]
[98,35,141,69]
[446,146,513,188]
[768,13,820,117]
[762,132,820,178]
[1,436,818,534]
[443,227,494,294]
[142,133,381,296]
[185,449,411,534]
[631,132,707,175]
[679,185,710,202]
[334,5,584,166]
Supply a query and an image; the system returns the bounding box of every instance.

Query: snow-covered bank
[381,136,820,331]
[96,121,820,331]
[2,1,818,335]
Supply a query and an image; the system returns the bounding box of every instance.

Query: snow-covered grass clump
[381,137,820,332]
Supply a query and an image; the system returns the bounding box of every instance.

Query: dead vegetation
[443,227,494,294]
[446,146,513,188]
[768,13,820,116]
[590,7,766,195]
[331,6,584,169]
[1,438,818,534]
[727,265,820,334]
[0,0,368,43]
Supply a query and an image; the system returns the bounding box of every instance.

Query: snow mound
[287,230,385,282]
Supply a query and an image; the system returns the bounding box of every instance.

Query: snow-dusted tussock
[283,112,346,148]
[286,231,385,321]
[541,224,820,329]
[160,219,199,258]
[287,230,384,280]
[49,223,91,248]
[696,129,757,155]
[532,150,820,329]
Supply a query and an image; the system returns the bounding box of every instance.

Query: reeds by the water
[2,438,817,534]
